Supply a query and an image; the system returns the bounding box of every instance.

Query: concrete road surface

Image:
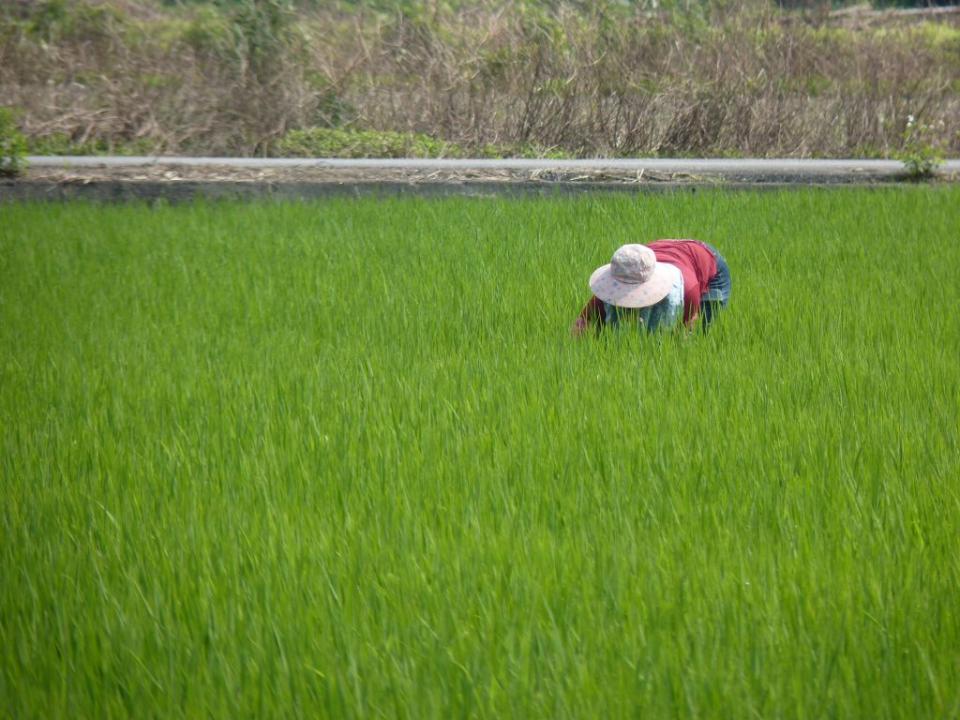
[7,155,957,202]
[25,156,960,176]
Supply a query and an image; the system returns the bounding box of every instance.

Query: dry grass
[2,0,958,157]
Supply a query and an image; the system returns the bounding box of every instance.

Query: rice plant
[1,188,958,718]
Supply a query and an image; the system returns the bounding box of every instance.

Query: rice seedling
[1,188,958,718]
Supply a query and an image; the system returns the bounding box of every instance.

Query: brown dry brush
[1,0,958,157]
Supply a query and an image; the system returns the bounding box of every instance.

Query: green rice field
[1,188,959,718]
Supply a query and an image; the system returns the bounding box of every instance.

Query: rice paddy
[1,188,958,718]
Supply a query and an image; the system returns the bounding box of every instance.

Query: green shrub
[181,5,234,58]
[275,127,461,158]
[229,0,294,81]
[476,142,569,159]
[27,133,155,157]
[304,74,355,127]
[0,108,28,177]
[897,115,944,180]
[275,127,570,159]
[26,0,126,43]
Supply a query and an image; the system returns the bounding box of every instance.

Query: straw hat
[589,244,673,308]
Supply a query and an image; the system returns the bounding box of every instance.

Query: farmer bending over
[571,240,731,336]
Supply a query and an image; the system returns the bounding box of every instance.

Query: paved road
[10,155,956,202]
[25,156,960,175]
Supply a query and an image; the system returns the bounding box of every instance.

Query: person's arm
[680,278,700,330]
[571,295,605,337]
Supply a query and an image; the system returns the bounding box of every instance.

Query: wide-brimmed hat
[589,244,673,308]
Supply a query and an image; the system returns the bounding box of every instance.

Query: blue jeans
[699,242,731,329]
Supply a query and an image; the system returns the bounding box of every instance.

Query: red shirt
[646,240,717,323]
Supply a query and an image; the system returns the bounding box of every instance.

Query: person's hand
[570,318,589,338]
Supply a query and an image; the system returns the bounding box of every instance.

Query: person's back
[646,240,717,325]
